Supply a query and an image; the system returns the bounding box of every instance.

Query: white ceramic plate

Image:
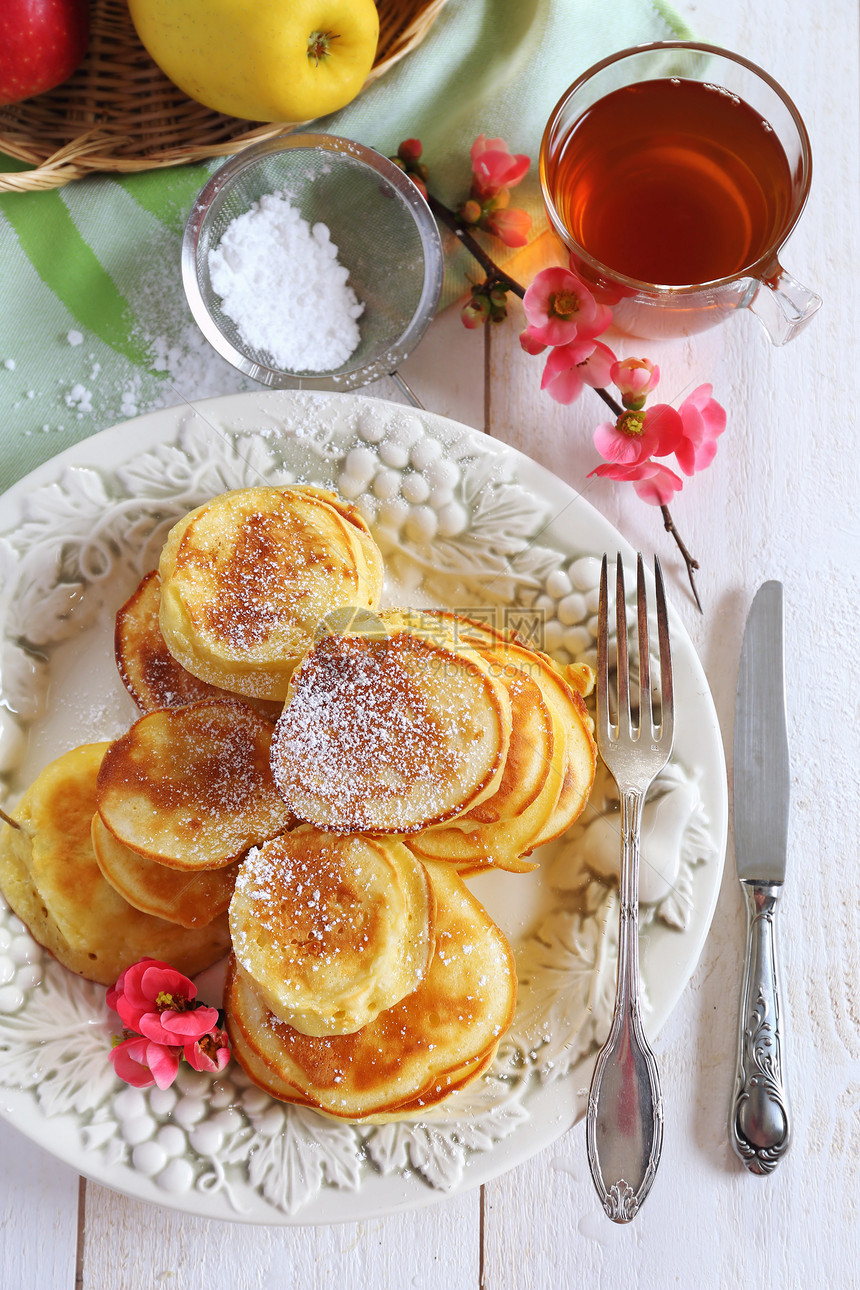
[0,391,727,1224]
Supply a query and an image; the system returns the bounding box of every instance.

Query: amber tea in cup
[540,43,821,343]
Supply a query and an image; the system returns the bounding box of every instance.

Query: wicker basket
[0,0,449,193]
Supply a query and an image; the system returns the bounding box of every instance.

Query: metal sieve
[181,134,444,401]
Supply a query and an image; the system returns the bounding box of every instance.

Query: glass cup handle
[746,262,822,345]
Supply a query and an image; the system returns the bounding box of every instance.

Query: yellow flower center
[550,289,580,320]
[155,990,188,1012]
[618,411,646,437]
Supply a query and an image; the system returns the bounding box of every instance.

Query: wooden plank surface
[0,1120,80,1290]
[2,0,858,1284]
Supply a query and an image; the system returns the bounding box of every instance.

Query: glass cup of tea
[539,42,821,344]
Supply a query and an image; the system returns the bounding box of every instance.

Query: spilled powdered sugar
[208,192,364,373]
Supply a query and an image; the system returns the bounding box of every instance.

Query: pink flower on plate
[523,267,610,347]
[541,339,616,405]
[675,383,727,475]
[108,958,218,1046]
[184,1027,232,1076]
[593,402,684,467]
[109,1035,182,1090]
[483,205,531,247]
[589,459,684,506]
[108,958,180,1029]
[611,357,660,410]
[470,135,530,197]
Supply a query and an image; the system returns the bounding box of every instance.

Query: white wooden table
[2,0,858,1285]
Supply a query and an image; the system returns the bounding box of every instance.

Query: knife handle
[730,882,791,1174]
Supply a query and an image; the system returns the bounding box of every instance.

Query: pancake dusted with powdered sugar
[224,860,516,1121]
[229,828,435,1036]
[158,486,384,701]
[96,698,292,870]
[269,628,512,834]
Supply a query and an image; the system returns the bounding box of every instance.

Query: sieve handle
[390,370,424,409]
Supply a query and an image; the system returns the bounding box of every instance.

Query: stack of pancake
[268,605,596,875]
[0,741,233,986]
[226,848,516,1120]
[0,484,596,1119]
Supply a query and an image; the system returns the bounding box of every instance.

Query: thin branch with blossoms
[390,137,728,610]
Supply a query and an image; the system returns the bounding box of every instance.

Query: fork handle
[729,882,791,1174]
[586,788,664,1222]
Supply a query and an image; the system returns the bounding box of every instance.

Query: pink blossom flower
[541,339,616,405]
[632,461,685,505]
[184,1027,231,1075]
[108,959,218,1046]
[674,383,727,475]
[483,205,531,247]
[108,958,181,1029]
[138,1001,220,1045]
[470,135,530,198]
[593,403,684,467]
[589,460,683,506]
[109,1035,181,1090]
[611,358,660,410]
[519,326,547,355]
[523,268,610,346]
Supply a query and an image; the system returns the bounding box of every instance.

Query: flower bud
[611,357,660,410]
[519,327,547,356]
[483,188,511,212]
[460,199,482,224]
[461,296,490,329]
[397,138,423,164]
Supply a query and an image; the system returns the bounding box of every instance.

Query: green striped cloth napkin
[0,0,690,494]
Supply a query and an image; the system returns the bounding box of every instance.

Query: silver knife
[729,580,791,1174]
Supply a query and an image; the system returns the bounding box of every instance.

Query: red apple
[0,0,90,107]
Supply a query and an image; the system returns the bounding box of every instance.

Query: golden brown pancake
[116,569,234,711]
[295,485,385,596]
[229,828,435,1035]
[158,487,384,700]
[406,640,566,873]
[524,661,596,849]
[91,813,238,928]
[0,742,230,985]
[96,698,292,870]
[376,614,589,870]
[227,1001,499,1122]
[269,628,512,834]
[224,860,517,1120]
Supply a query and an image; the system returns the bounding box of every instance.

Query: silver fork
[585,553,675,1223]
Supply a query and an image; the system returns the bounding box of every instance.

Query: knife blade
[729,580,791,1174]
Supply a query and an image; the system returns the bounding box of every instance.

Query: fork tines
[597,553,674,750]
